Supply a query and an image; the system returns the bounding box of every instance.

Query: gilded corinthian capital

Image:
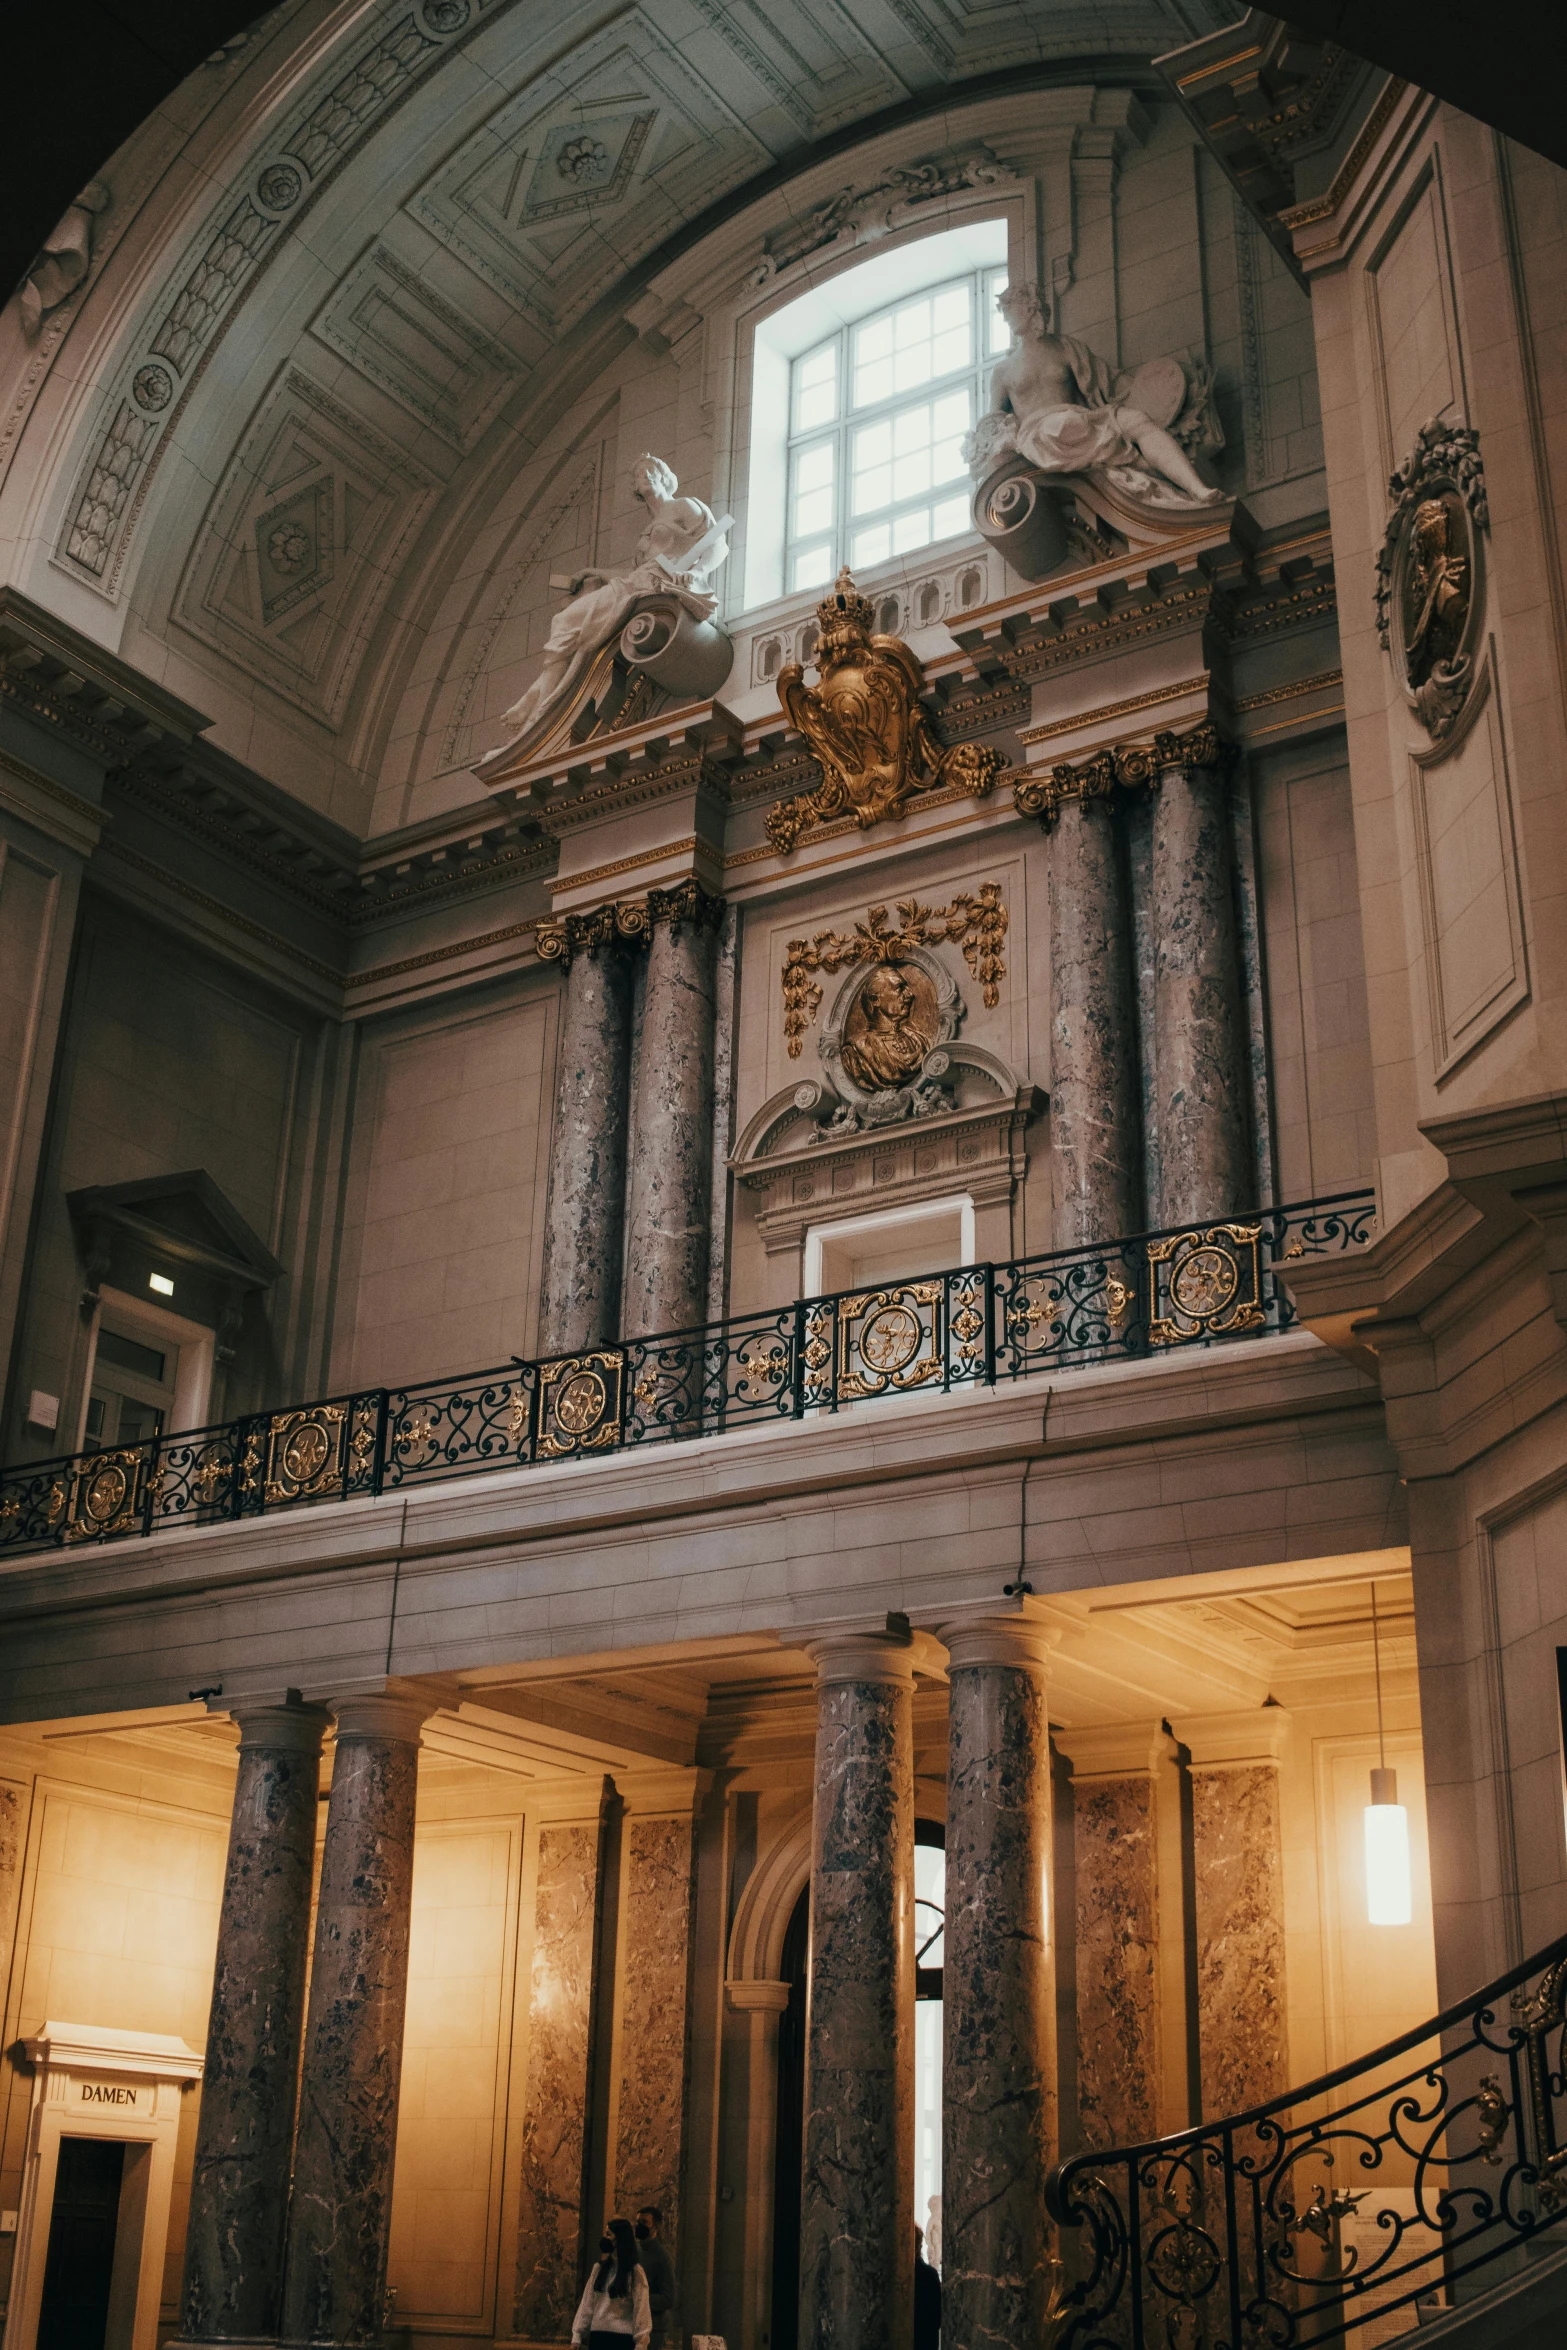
[1014,718,1227,829]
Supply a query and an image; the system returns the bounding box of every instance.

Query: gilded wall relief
[1375,415,1487,741]
[765,571,1009,853]
[779,887,1007,1131]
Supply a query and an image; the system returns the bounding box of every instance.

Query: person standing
[635,2207,676,2349]
[572,2218,651,2350]
[914,2223,941,2350]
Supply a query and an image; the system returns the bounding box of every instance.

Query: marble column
[539,908,640,1356]
[175,1699,329,2347]
[611,1799,699,2284]
[939,1618,1058,2347]
[1171,1710,1290,2122]
[1151,742,1250,1226]
[799,1631,915,2350]
[280,1692,430,2349]
[1048,777,1142,1244]
[1064,1722,1170,2152]
[623,879,724,1338]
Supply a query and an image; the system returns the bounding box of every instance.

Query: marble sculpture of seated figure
[966,280,1224,507]
[498,453,730,747]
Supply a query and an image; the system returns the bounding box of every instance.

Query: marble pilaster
[514,1801,608,2340]
[1173,1711,1290,2121]
[612,1807,696,2266]
[1048,787,1142,1243]
[1064,1722,1167,2153]
[1151,750,1250,1225]
[539,911,640,1356]
[799,1632,916,2350]
[623,880,724,1338]
[280,1692,430,2349]
[177,1700,328,2347]
[939,1619,1058,2348]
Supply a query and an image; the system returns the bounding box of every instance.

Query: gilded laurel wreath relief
[779,889,1008,1131]
[1375,414,1488,741]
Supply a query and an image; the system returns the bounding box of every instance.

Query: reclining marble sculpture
[492,454,732,758]
[964,282,1226,553]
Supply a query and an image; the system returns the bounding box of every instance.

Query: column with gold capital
[624,878,725,1337]
[938,1615,1059,2348]
[1151,730,1250,1224]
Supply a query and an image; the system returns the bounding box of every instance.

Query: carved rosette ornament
[1375,415,1488,741]
[765,570,1009,853]
[1014,720,1226,829]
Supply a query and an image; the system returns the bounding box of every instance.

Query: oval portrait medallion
[839,960,939,1095]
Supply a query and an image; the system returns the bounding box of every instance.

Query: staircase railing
[0,1189,1373,1560]
[1046,1929,1567,2347]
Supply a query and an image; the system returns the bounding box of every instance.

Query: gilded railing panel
[0,1191,1375,1560]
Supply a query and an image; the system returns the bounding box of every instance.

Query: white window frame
[743,219,1010,611]
[784,262,1011,597]
[76,1285,216,1451]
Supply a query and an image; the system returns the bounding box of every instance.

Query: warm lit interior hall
[0,7,1565,2350]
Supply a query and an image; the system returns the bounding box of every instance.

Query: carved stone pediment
[733,1062,1041,1260]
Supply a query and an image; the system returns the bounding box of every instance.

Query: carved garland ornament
[1374,415,1488,742]
[782,886,1008,1060]
[765,570,1011,854]
[1013,719,1226,829]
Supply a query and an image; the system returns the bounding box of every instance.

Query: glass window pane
[799,344,836,385]
[794,484,834,535]
[932,437,968,486]
[933,389,971,436]
[892,342,933,393]
[893,404,932,453]
[932,492,971,539]
[796,441,835,490]
[894,296,931,346]
[931,326,970,378]
[792,542,834,591]
[893,449,932,500]
[853,355,894,408]
[893,508,932,554]
[851,522,892,568]
[852,464,892,515]
[852,419,893,467]
[795,381,837,431]
[855,314,894,363]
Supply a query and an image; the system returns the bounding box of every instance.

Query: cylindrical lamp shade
[1364,1767,1413,1926]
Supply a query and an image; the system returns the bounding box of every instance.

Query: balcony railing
[0,1190,1374,1560]
[1046,1927,1567,2347]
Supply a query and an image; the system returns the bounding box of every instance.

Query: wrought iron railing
[1046,1931,1567,2348]
[0,1190,1373,1560]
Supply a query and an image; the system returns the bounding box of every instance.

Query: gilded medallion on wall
[765,569,1008,852]
[1375,416,1488,742]
[819,945,959,1127]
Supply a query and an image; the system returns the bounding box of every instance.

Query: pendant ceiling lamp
[1364,1582,1413,1927]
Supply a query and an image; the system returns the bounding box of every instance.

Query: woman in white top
[572,2217,651,2350]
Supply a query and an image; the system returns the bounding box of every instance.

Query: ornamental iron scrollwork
[765,569,1010,853]
[1047,1927,1567,2350]
[0,1194,1375,1557]
[536,1351,624,1459]
[1147,1222,1264,1346]
[1015,719,1226,830]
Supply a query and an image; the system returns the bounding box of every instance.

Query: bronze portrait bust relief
[838,962,939,1094]
[1376,416,1487,741]
[819,942,960,1129]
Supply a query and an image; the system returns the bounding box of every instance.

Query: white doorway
[78,1288,216,1453]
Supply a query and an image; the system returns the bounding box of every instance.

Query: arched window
[743,220,1009,608]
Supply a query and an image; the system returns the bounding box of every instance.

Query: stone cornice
[0,587,208,763]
